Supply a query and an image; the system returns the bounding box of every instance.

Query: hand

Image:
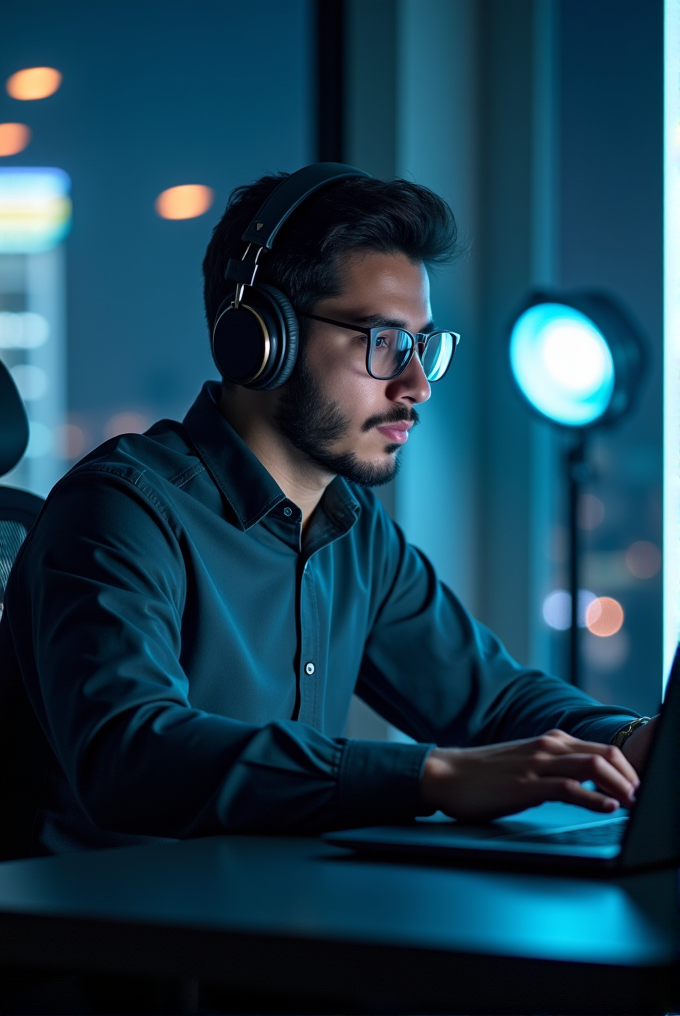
[620,715,659,774]
[420,729,640,822]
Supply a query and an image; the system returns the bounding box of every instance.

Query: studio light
[508,290,646,687]
[509,291,644,430]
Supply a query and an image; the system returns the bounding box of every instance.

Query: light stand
[566,435,588,687]
[508,290,645,687]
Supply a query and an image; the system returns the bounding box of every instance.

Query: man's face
[273,250,432,487]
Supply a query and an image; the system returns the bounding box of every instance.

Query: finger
[535,752,636,807]
[539,733,640,788]
[564,738,640,788]
[540,777,622,813]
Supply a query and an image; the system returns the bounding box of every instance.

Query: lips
[376,421,413,445]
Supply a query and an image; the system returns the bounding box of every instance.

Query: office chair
[0,373,133,1014]
[0,360,44,616]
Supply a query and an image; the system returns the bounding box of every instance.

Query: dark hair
[202,171,460,336]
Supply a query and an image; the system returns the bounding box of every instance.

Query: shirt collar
[182,382,361,533]
[183,382,284,531]
[319,472,361,532]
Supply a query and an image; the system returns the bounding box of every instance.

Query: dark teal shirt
[0,382,638,858]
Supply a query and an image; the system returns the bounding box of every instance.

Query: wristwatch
[611,716,651,750]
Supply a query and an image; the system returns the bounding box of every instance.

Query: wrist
[421,747,457,812]
[611,717,651,751]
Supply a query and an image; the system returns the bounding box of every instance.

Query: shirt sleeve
[354,507,640,748]
[7,468,429,842]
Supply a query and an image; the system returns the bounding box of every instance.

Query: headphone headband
[241,162,371,249]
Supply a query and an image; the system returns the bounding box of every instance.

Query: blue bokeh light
[0,167,72,254]
[510,303,615,426]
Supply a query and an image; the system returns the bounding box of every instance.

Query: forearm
[359,650,640,751]
[74,710,430,838]
[360,547,639,749]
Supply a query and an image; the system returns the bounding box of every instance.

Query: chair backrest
[0,361,44,617]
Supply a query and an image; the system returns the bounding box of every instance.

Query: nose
[384,350,431,405]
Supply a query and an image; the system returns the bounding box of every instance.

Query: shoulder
[68,419,199,486]
[16,421,202,573]
[50,419,205,522]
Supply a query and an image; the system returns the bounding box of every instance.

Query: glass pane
[369,328,412,378]
[422,331,454,381]
[665,0,680,691]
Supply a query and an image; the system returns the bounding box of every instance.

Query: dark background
[0,0,663,719]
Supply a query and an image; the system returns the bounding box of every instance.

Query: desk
[0,835,678,1014]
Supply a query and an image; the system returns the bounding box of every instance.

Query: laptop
[325,646,680,873]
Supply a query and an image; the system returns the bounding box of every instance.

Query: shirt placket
[297,553,321,728]
[282,488,358,732]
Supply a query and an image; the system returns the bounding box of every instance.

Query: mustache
[361,407,420,433]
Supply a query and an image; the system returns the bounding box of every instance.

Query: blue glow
[542,589,597,630]
[510,303,615,426]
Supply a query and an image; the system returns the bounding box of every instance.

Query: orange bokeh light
[625,540,661,579]
[585,596,624,638]
[0,123,31,156]
[155,184,214,220]
[104,412,150,440]
[6,67,62,101]
[53,423,87,460]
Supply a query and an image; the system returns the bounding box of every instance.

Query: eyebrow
[354,313,437,333]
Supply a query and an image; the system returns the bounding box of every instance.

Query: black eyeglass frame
[300,313,461,382]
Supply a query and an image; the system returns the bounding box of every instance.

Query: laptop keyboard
[527,821,627,846]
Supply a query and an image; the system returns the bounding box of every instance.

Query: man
[0,166,656,860]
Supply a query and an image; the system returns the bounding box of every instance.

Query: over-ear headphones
[211,162,371,390]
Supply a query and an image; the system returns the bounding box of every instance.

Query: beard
[273,353,419,488]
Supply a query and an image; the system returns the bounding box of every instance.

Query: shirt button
[304,662,315,675]
[283,506,293,517]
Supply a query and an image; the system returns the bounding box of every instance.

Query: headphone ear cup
[256,284,299,389]
[211,294,268,385]
[211,285,300,390]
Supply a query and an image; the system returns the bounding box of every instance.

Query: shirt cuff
[336,738,433,828]
[570,713,641,745]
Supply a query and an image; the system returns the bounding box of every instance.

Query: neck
[218,385,332,529]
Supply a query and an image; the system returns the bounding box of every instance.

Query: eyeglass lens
[368,329,456,381]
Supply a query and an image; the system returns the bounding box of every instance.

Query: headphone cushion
[256,284,299,388]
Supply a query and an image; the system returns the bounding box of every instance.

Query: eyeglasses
[301,313,460,382]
